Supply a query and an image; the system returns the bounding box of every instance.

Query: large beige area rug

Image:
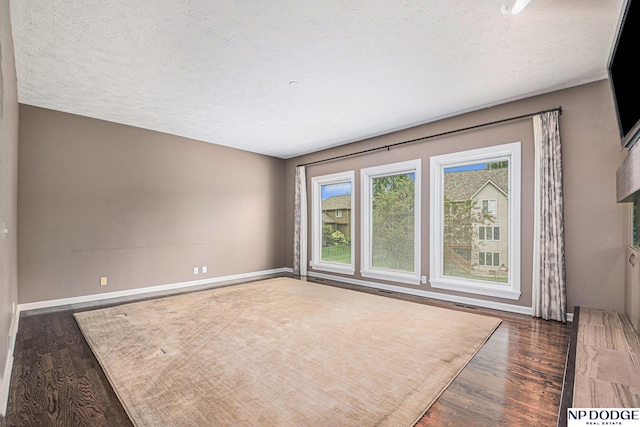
[74,277,501,426]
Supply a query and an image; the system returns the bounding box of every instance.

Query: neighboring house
[322,195,352,242]
[443,168,509,276]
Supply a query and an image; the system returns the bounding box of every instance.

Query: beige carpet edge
[409,319,502,426]
[74,278,503,426]
[73,312,141,427]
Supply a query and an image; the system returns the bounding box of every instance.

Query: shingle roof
[444,168,508,201]
[322,195,351,210]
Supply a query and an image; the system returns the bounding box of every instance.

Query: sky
[444,163,487,173]
[321,173,418,199]
[321,182,352,200]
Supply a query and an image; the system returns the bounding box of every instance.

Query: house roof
[322,195,351,210]
[444,168,508,201]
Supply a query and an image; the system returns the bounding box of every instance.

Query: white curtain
[532,110,566,322]
[293,166,308,276]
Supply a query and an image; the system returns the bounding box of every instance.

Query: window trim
[429,142,521,300]
[310,171,355,275]
[361,159,421,285]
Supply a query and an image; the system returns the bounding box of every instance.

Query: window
[479,226,500,241]
[311,171,355,274]
[361,160,421,285]
[430,142,521,299]
[482,199,497,216]
[479,252,500,266]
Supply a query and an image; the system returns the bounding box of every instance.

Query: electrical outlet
[100,277,108,286]
[202,266,207,273]
[421,275,427,284]
[194,267,199,274]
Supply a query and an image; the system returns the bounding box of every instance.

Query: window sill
[430,277,521,300]
[361,268,421,286]
[310,262,355,276]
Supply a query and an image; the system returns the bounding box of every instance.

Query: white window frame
[310,171,355,275]
[429,142,521,299]
[361,159,421,285]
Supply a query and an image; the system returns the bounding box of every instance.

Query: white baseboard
[0,354,13,417]
[18,268,293,313]
[2,268,292,416]
[0,309,20,417]
[308,271,574,321]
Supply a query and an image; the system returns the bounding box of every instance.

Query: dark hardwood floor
[314,278,572,427]
[0,276,571,426]
[2,305,133,427]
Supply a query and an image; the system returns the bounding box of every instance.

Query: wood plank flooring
[2,305,133,427]
[0,276,572,426]
[313,278,572,427]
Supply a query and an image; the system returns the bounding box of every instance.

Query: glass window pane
[371,173,415,272]
[321,182,352,264]
[443,161,509,283]
[489,200,497,215]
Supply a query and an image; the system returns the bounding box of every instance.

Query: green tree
[331,230,347,246]
[487,161,509,170]
[371,174,415,271]
[322,224,333,247]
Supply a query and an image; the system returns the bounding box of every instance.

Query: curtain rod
[297,106,562,168]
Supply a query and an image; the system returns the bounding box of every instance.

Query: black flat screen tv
[609,0,640,149]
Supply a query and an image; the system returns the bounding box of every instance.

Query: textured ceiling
[11,0,626,159]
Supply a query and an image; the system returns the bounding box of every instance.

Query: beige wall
[0,0,19,387]
[285,80,629,312]
[18,106,287,303]
[11,62,630,314]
